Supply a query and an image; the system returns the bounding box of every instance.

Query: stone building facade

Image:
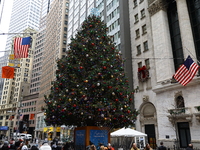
[129,0,200,148]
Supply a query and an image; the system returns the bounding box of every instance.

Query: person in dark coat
[30,145,39,150]
[158,142,167,150]
[1,141,9,150]
[186,144,193,150]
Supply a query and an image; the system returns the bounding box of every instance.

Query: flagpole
[184,46,200,64]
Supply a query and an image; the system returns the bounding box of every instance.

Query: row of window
[30,87,40,93]
[22,101,36,107]
[108,19,120,32]
[135,24,147,39]
[133,0,144,8]
[31,82,40,88]
[136,41,149,55]
[138,59,150,70]
[21,107,36,113]
[107,7,119,22]
[107,0,119,12]
[134,9,145,23]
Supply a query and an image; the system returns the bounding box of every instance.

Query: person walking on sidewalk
[39,141,51,150]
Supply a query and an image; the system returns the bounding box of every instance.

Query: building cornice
[148,0,168,16]
[152,77,200,94]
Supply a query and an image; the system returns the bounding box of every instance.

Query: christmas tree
[44,15,138,128]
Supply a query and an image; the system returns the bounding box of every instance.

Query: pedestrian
[15,139,24,150]
[21,143,28,150]
[39,141,51,150]
[186,144,193,150]
[63,142,69,150]
[90,145,96,150]
[56,142,62,150]
[107,143,114,150]
[130,143,140,150]
[144,144,152,150]
[30,145,39,150]
[1,141,9,150]
[158,142,166,150]
[51,142,57,150]
[86,141,93,150]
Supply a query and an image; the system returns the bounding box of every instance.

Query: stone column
[176,0,196,58]
[148,0,175,82]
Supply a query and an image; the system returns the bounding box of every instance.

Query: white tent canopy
[111,127,147,137]
[111,128,147,150]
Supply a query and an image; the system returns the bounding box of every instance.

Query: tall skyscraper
[34,0,69,139]
[0,0,42,137]
[0,0,42,107]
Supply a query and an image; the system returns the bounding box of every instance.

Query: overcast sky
[0,0,13,57]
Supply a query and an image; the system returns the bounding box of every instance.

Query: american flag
[14,37,31,59]
[174,55,199,86]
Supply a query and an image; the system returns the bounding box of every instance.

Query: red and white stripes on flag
[14,37,31,59]
[174,55,199,86]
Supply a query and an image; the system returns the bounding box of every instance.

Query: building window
[140,0,144,3]
[133,0,137,8]
[141,9,145,18]
[143,41,148,51]
[63,40,66,44]
[138,62,142,68]
[136,45,141,55]
[176,96,185,108]
[135,29,140,39]
[145,59,150,69]
[64,33,67,38]
[135,14,139,23]
[142,24,147,34]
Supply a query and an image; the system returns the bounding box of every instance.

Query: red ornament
[80,66,83,69]
[89,25,92,27]
[103,66,107,69]
[127,110,131,113]
[108,86,112,89]
[73,104,76,107]
[91,43,95,46]
[129,98,133,101]
[115,99,119,101]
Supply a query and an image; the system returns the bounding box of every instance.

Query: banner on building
[2,66,15,79]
